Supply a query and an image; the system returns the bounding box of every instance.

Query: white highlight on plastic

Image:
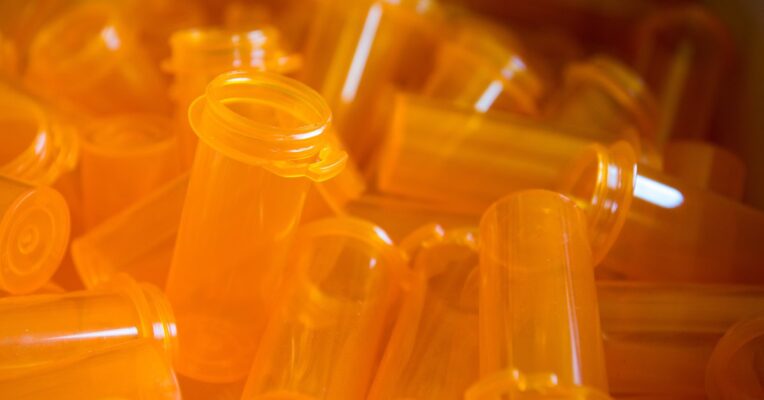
[100,26,121,50]
[474,80,504,113]
[634,175,684,209]
[51,327,139,341]
[341,3,383,103]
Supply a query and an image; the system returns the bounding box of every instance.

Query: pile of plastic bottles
[0,0,762,399]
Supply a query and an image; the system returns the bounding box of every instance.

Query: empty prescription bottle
[0,175,70,295]
[0,340,180,399]
[474,190,610,399]
[241,217,406,399]
[706,316,764,400]
[0,275,175,375]
[165,70,346,382]
[167,27,302,166]
[25,2,170,116]
[79,114,180,228]
[560,142,764,283]
[663,140,746,200]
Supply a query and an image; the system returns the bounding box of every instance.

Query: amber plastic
[0,175,70,295]
[476,190,610,399]
[0,32,18,78]
[164,71,346,382]
[663,140,746,200]
[706,316,764,400]
[24,2,170,116]
[73,173,188,289]
[0,340,180,399]
[369,226,479,400]
[241,217,406,399]
[423,17,544,115]
[0,275,175,375]
[303,0,442,165]
[635,6,734,143]
[80,114,180,228]
[560,142,764,283]
[599,281,764,398]
[377,93,599,214]
[167,27,302,166]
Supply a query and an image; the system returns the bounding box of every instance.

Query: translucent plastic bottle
[167,27,302,166]
[369,226,480,400]
[663,140,746,200]
[0,275,175,375]
[24,2,170,116]
[164,71,346,382]
[561,142,764,283]
[473,190,610,399]
[80,114,180,228]
[0,340,180,399]
[0,175,70,295]
[240,217,406,399]
[706,316,764,400]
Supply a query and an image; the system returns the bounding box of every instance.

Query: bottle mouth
[557,141,637,266]
[465,369,613,400]
[564,56,659,141]
[706,317,764,400]
[0,185,70,295]
[81,114,177,158]
[189,70,346,181]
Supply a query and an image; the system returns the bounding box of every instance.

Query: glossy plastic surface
[167,27,302,166]
[80,114,180,228]
[0,32,18,78]
[377,93,590,214]
[563,142,764,283]
[635,6,734,144]
[477,190,609,398]
[369,226,480,400]
[25,2,170,116]
[0,275,176,375]
[0,340,180,399]
[706,316,764,400]
[599,281,764,398]
[0,176,70,295]
[241,217,406,399]
[73,174,189,289]
[663,140,746,200]
[165,71,346,382]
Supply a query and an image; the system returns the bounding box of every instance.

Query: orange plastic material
[0,275,175,374]
[73,173,188,289]
[167,27,302,166]
[423,17,545,115]
[377,93,598,214]
[706,316,764,400]
[80,114,180,229]
[370,226,480,400]
[475,190,610,399]
[599,281,764,398]
[545,56,661,164]
[634,6,733,144]
[24,2,170,116]
[0,175,70,295]
[241,217,406,399]
[560,142,764,283]
[347,194,479,242]
[303,0,442,165]
[0,340,180,399]
[222,2,273,31]
[663,140,746,200]
[164,71,346,382]
[0,32,18,78]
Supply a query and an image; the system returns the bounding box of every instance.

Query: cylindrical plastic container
[0,275,175,375]
[634,5,734,144]
[167,27,302,166]
[0,340,180,399]
[706,316,764,400]
[80,114,180,228]
[164,71,346,382]
[560,142,764,283]
[24,2,170,116]
[663,140,746,200]
[475,190,610,398]
[0,32,18,78]
[241,217,406,399]
[0,175,70,295]
[73,173,189,289]
[369,226,480,400]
